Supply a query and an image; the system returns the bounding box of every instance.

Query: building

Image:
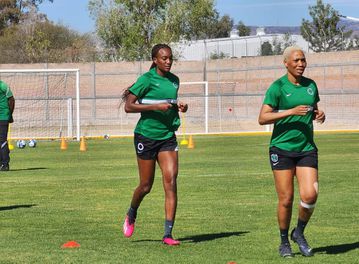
[174,27,309,61]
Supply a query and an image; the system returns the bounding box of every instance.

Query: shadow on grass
[9,167,47,171]
[132,231,249,244]
[0,204,37,211]
[180,231,249,243]
[313,241,359,254]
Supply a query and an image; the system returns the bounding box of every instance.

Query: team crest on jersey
[172,82,179,89]
[307,88,314,95]
[271,154,278,163]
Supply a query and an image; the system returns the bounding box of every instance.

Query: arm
[313,103,325,124]
[258,104,312,125]
[124,92,172,113]
[8,96,15,123]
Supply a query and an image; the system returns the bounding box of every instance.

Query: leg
[157,150,180,245]
[296,166,318,223]
[0,121,10,171]
[290,166,318,257]
[274,169,295,257]
[130,158,156,208]
[123,157,156,238]
[158,151,178,222]
[273,169,295,231]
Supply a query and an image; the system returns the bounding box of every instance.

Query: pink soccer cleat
[162,236,180,246]
[123,216,135,238]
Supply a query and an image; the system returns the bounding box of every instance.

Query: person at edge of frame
[0,80,15,171]
[258,45,326,258]
[121,44,188,246]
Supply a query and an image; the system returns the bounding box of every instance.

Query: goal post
[0,69,81,141]
[180,81,209,133]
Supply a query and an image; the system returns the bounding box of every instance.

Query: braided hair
[150,44,172,69]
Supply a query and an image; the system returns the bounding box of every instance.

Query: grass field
[1,133,359,264]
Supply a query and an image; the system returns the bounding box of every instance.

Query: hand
[290,105,312,116]
[157,103,172,112]
[177,101,188,113]
[314,110,325,124]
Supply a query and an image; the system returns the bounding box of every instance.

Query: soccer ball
[104,134,110,140]
[28,139,37,148]
[16,140,26,149]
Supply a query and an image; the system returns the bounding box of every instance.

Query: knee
[301,193,317,205]
[138,183,152,195]
[279,194,294,209]
[163,174,177,191]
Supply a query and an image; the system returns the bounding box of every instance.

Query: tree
[301,0,352,52]
[209,15,233,39]
[0,0,53,33]
[260,41,273,56]
[237,21,251,37]
[89,0,228,61]
[0,21,96,63]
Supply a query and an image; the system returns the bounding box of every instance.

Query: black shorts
[134,133,178,160]
[269,146,318,170]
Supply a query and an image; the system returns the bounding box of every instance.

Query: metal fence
[6,50,359,139]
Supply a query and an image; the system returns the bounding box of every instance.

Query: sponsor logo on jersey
[173,82,179,89]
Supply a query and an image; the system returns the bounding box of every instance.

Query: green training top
[0,81,13,121]
[129,67,180,140]
[263,74,320,152]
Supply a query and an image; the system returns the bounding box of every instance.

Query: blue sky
[38,0,359,34]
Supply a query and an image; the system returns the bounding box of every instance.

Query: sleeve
[129,75,150,99]
[0,82,13,98]
[313,81,320,103]
[263,83,280,109]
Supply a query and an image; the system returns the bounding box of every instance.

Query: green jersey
[263,74,320,152]
[129,67,180,140]
[0,81,13,121]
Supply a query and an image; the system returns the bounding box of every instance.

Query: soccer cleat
[279,242,294,258]
[0,164,9,171]
[123,215,135,238]
[162,236,180,246]
[291,228,314,257]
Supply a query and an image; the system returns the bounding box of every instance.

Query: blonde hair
[283,46,304,61]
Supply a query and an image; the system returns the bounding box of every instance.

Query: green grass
[1,133,358,264]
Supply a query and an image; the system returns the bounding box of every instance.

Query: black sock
[280,229,289,244]
[164,220,174,238]
[296,219,308,235]
[127,206,137,224]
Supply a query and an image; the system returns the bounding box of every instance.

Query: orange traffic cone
[80,136,87,152]
[61,240,80,249]
[187,135,194,149]
[60,137,67,150]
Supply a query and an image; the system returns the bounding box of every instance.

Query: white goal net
[0,69,80,140]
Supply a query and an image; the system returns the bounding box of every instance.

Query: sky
[38,0,359,34]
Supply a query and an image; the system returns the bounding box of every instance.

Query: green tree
[301,0,352,52]
[0,0,53,33]
[271,33,297,55]
[237,21,251,36]
[0,21,95,63]
[89,0,226,61]
[260,41,273,56]
[210,15,233,38]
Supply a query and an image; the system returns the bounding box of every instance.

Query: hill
[248,20,359,37]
